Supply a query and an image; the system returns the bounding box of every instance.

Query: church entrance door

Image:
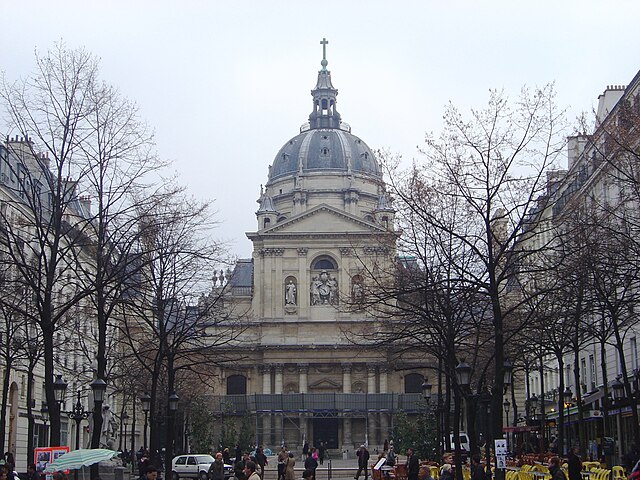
[312,417,338,449]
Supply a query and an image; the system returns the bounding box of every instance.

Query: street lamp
[166,393,180,479]
[119,411,129,451]
[168,392,179,412]
[53,375,67,403]
[40,402,49,447]
[422,380,433,404]
[612,376,625,402]
[68,390,90,450]
[563,387,573,405]
[503,400,511,453]
[529,394,538,417]
[503,358,513,391]
[455,360,472,388]
[140,392,151,449]
[89,378,107,403]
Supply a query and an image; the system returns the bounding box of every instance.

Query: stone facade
[208,42,428,453]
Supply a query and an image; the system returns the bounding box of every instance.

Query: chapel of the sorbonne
[203,40,431,453]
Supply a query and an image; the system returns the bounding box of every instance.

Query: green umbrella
[44,449,118,473]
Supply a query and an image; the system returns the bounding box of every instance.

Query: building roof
[268,39,382,181]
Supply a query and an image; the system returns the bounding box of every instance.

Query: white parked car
[171,454,234,480]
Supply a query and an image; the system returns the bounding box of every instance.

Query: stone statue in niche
[285,279,297,305]
[351,276,364,303]
[310,270,338,305]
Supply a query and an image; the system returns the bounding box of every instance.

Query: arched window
[404,373,425,394]
[311,256,337,270]
[277,216,287,223]
[227,375,247,395]
[263,218,271,229]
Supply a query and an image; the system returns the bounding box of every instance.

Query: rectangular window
[632,337,638,372]
[589,355,596,391]
[580,358,587,391]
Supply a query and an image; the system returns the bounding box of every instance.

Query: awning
[503,426,538,433]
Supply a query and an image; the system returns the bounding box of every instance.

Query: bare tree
[357,85,567,478]
[118,188,244,469]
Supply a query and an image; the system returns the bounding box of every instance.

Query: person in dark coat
[355,445,370,480]
[471,455,485,480]
[406,448,419,480]
[439,464,453,480]
[209,453,226,480]
[304,452,318,480]
[567,447,582,480]
[549,457,567,480]
[302,442,309,459]
[235,444,243,464]
[254,447,268,480]
[318,442,326,465]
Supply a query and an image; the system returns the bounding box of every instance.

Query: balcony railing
[209,393,434,414]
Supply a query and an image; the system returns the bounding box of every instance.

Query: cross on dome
[320,38,329,70]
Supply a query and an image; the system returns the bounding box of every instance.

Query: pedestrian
[235,444,243,464]
[0,465,8,480]
[302,470,314,480]
[138,450,151,479]
[234,453,250,480]
[208,453,225,480]
[383,440,389,453]
[27,464,39,480]
[278,447,288,480]
[549,457,567,480]
[386,447,396,467]
[318,442,326,466]
[355,445,370,480]
[470,455,485,480]
[302,441,309,459]
[254,447,268,480]
[223,448,231,466]
[285,453,296,480]
[567,446,582,480]
[312,448,318,462]
[243,461,261,480]
[624,444,640,474]
[143,465,158,480]
[304,451,318,480]
[406,448,419,480]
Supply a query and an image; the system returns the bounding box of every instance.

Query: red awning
[503,426,538,433]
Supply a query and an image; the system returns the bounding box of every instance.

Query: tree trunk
[556,355,565,455]
[0,357,12,452]
[27,357,37,465]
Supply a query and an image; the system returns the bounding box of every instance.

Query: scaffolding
[209,393,428,451]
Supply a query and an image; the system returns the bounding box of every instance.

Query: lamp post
[41,402,49,447]
[422,380,433,458]
[479,389,492,480]
[612,376,625,459]
[141,392,151,450]
[69,390,90,450]
[455,362,471,480]
[119,411,129,451]
[503,400,510,453]
[563,387,573,453]
[165,392,180,480]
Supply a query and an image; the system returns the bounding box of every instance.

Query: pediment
[263,204,385,235]
[308,378,342,391]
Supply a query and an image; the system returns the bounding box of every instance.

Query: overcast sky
[2,1,640,258]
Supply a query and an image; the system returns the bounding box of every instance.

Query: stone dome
[268,43,381,182]
[270,128,381,180]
